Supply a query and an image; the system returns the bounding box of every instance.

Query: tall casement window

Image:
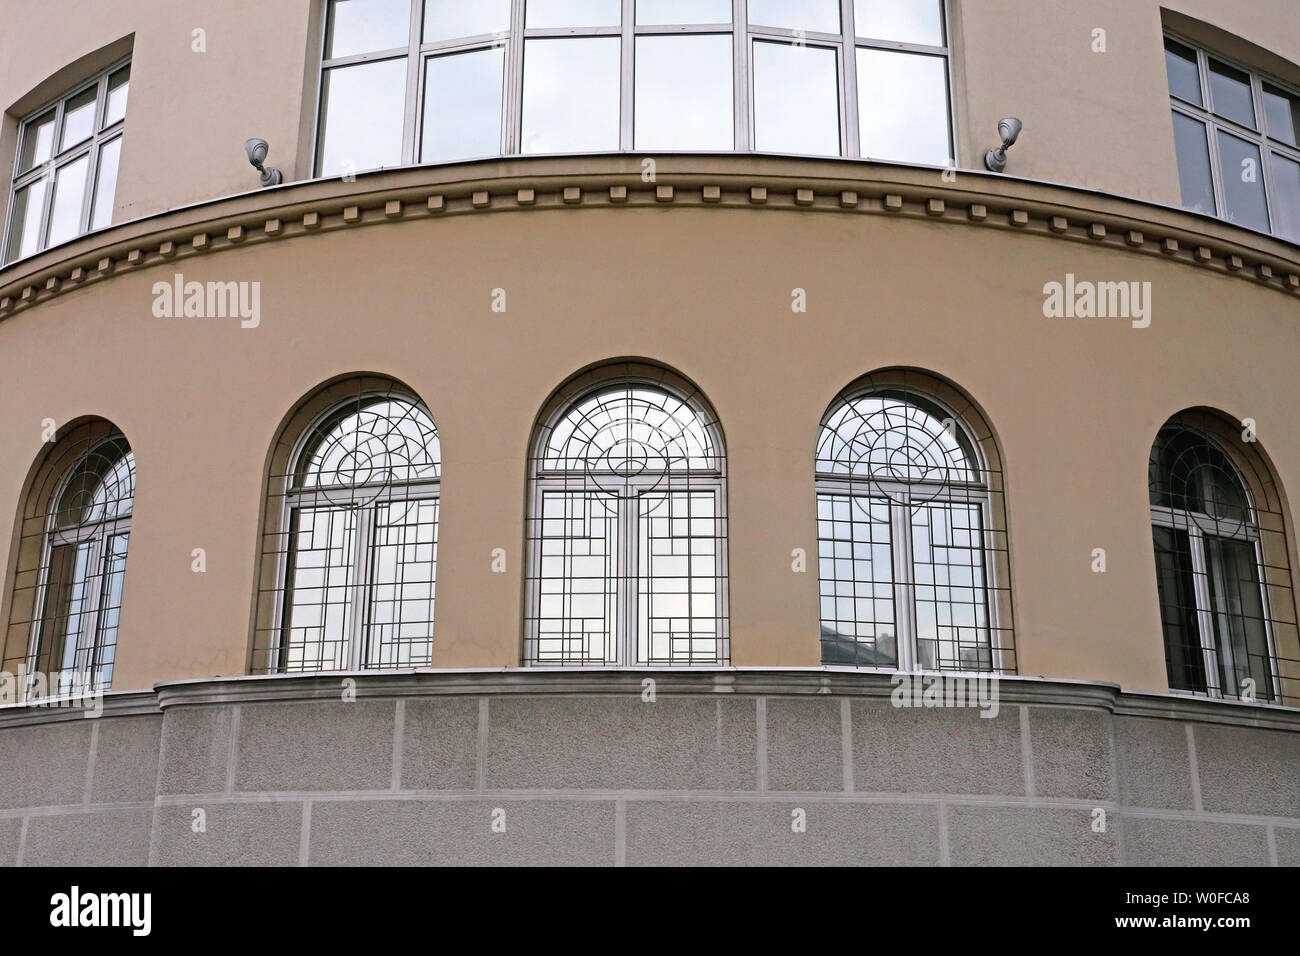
[1149,416,1299,706]
[4,58,130,264]
[1164,34,1300,242]
[313,0,953,176]
[253,380,441,673]
[816,375,1014,672]
[2,423,135,694]
[524,366,728,666]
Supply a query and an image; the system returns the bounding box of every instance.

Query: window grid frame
[311,0,955,176]
[266,389,441,674]
[26,434,134,692]
[1149,426,1282,704]
[3,55,131,265]
[1165,29,1300,243]
[815,389,1004,674]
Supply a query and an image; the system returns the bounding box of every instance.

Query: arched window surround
[253,376,441,674]
[815,371,1015,674]
[1148,411,1299,706]
[523,362,729,667]
[2,421,135,694]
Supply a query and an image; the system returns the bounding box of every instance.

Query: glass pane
[752,40,840,156]
[636,0,730,24]
[534,491,620,664]
[283,506,357,671]
[1152,526,1206,693]
[90,137,122,231]
[90,532,129,689]
[316,58,407,176]
[854,0,943,45]
[526,0,621,28]
[18,109,55,173]
[103,66,130,127]
[635,34,734,149]
[4,178,48,262]
[1263,84,1300,147]
[39,542,94,680]
[60,86,98,152]
[1208,58,1255,128]
[46,154,90,247]
[423,0,510,42]
[857,48,950,165]
[1163,38,1202,106]
[325,0,412,58]
[421,47,505,162]
[1216,130,1269,231]
[638,491,722,665]
[1270,151,1300,243]
[748,0,839,34]
[818,494,896,666]
[1205,535,1272,701]
[366,499,438,667]
[912,501,991,671]
[521,38,621,153]
[1171,112,1215,215]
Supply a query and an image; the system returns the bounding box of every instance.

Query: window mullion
[841,0,860,158]
[891,500,915,671]
[401,1,423,165]
[347,504,376,670]
[619,492,638,665]
[620,0,634,150]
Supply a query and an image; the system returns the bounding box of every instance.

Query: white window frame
[1165,29,1300,243]
[3,55,131,265]
[815,391,1002,673]
[311,0,955,174]
[268,391,441,673]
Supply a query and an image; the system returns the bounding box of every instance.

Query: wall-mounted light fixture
[244,138,283,187]
[983,118,1023,173]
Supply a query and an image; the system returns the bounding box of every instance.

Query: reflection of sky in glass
[635,35,733,149]
[636,0,730,24]
[1208,59,1255,129]
[748,0,839,34]
[318,58,407,175]
[1164,40,1201,106]
[526,0,621,28]
[91,138,122,230]
[422,48,505,162]
[1171,112,1215,215]
[1216,131,1268,231]
[47,155,89,247]
[104,67,131,128]
[326,0,411,57]
[854,0,943,44]
[423,0,510,41]
[857,49,949,165]
[1264,85,1299,146]
[6,179,47,261]
[1270,153,1300,243]
[752,41,840,156]
[60,87,97,152]
[19,111,55,172]
[522,38,621,153]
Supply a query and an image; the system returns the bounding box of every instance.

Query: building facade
[0,0,1298,865]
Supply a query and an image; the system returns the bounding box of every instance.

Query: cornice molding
[4,668,1297,733]
[2,155,1299,318]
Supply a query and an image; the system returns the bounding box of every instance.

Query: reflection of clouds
[753,42,840,155]
[635,35,734,150]
[522,38,621,153]
[854,0,944,45]
[422,0,510,43]
[748,0,840,34]
[526,0,621,28]
[320,59,406,175]
[327,0,410,57]
[857,49,949,165]
[422,48,505,162]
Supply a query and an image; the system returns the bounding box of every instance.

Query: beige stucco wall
[0,0,1298,695]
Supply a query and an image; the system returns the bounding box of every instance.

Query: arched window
[256,382,441,672]
[13,427,134,692]
[1149,418,1293,703]
[525,367,727,666]
[816,378,1012,672]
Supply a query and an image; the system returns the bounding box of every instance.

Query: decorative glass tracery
[260,386,441,672]
[1149,422,1290,703]
[816,385,1006,672]
[525,377,727,665]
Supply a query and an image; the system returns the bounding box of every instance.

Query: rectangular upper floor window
[1164,33,1300,244]
[3,58,131,265]
[313,0,954,177]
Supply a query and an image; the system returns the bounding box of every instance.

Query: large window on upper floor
[1164,34,1300,243]
[3,59,130,265]
[314,0,954,176]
